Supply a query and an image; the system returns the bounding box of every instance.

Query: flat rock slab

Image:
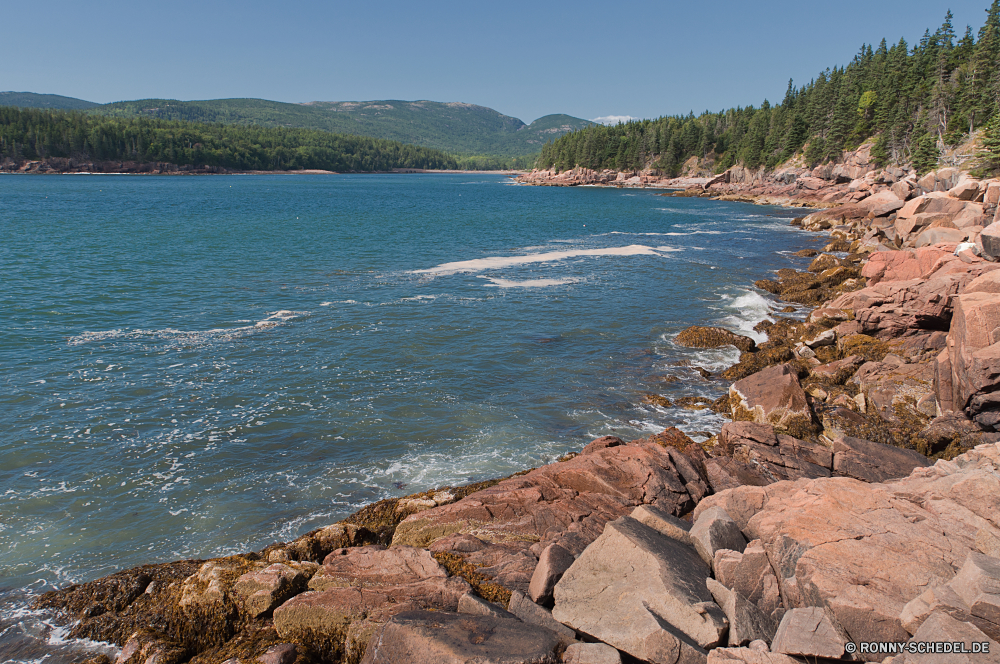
[508,590,577,647]
[563,642,623,664]
[706,649,801,664]
[770,607,850,659]
[832,435,931,483]
[631,504,693,545]
[553,515,724,662]
[310,545,447,590]
[359,610,560,664]
[458,592,518,621]
[894,610,1000,663]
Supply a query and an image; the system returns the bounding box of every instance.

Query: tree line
[538,1,1000,176]
[0,107,459,171]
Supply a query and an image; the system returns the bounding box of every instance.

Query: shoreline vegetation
[31,153,1000,663]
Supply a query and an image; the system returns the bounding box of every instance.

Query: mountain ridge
[0,93,591,159]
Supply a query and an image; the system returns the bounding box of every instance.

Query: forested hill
[0,107,459,172]
[83,98,591,158]
[539,0,1000,176]
[0,92,100,111]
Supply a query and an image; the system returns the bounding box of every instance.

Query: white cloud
[590,115,637,125]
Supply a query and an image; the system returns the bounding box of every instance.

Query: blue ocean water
[0,173,819,660]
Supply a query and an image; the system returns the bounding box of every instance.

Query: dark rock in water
[360,610,560,664]
[675,325,757,353]
[794,249,818,257]
[808,254,841,273]
[643,393,673,408]
[722,346,796,382]
[676,395,714,410]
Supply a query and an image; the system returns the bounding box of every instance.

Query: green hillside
[0,107,458,172]
[92,98,591,157]
[0,92,99,111]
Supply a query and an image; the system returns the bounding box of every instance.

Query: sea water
[0,173,821,661]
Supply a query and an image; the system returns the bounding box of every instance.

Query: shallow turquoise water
[0,173,819,660]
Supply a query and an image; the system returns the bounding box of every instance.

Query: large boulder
[690,507,747,569]
[552,516,725,661]
[979,222,1000,260]
[310,545,447,590]
[946,293,1000,430]
[894,611,1000,663]
[852,359,938,423]
[900,551,1000,640]
[715,422,832,482]
[832,436,932,485]
[706,578,778,646]
[233,563,310,618]
[769,607,851,659]
[359,610,560,664]
[714,541,783,621]
[528,543,575,605]
[730,365,813,438]
[274,549,471,661]
[693,443,1000,652]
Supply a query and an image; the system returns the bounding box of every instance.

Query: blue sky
[1,1,992,124]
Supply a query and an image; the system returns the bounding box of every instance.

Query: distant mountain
[0,92,100,111]
[92,98,592,157]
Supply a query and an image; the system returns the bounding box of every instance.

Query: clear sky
[2,0,993,124]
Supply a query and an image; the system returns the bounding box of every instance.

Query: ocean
[0,173,819,661]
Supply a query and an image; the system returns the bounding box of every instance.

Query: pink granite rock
[729,365,813,436]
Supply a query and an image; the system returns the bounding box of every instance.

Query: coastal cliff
[34,164,1000,663]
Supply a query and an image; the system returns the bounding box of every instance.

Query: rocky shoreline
[33,154,1000,664]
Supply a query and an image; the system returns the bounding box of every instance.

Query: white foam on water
[412,244,670,275]
[718,290,775,344]
[480,277,579,288]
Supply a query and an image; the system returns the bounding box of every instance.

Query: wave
[412,244,676,276]
[67,310,309,346]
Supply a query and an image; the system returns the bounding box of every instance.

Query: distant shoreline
[0,164,526,176]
